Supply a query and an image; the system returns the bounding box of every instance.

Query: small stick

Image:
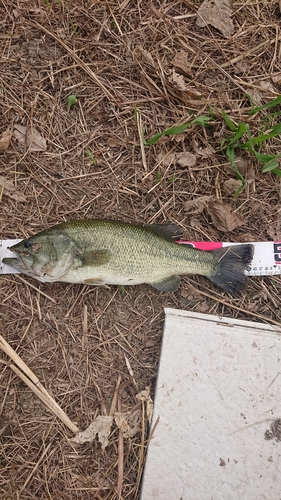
[136,110,148,172]
[19,441,53,494]
[0,335,79,433]
[17,276,56,303]
[117,394,124,500]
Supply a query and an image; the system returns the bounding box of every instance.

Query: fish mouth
[2,254,33,274]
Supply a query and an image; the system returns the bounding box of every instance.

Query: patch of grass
[145,96,281,195]
[221,97,281,194]
[144,115,212,146]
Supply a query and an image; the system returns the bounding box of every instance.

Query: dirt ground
[1,1,281,498]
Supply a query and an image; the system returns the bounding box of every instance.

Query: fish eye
[24,241,32,249]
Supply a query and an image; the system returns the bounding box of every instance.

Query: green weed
[85,150,96,164]
[67,94,77,110]
[144,95,281,195]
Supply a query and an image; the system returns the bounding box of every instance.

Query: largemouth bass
[2,219,254,295]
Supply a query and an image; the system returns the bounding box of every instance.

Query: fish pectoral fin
[145,223,183,241]
[84,278,105,285]
[149,275,181,292]
[77,249,110,267]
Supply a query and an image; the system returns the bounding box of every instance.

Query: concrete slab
[141,309,281,500]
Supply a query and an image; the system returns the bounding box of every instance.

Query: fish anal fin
[149,275,181,292]
[78,249,110,267]
[145,223,183,241]
[84,278,105,285]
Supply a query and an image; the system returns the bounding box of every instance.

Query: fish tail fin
[209,244,254,296]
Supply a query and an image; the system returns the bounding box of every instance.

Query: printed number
[274,243,281,264]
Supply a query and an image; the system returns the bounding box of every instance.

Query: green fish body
[3,219,254,295]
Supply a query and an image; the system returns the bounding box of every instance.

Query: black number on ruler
[274,243,281,264]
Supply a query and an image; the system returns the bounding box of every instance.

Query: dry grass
[1,0,281,498]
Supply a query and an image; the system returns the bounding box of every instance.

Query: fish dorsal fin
[145,223,183,241]
[77,249,110,267]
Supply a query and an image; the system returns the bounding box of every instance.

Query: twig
[32,21,116,103]
[0,335,79,433]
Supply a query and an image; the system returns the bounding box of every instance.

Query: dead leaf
[208,199,246,232]
[184,195,212,214]
[169,69,188,91]
[196,0,234,38]
[176,152,197,168]
[238,232,259,243]
[272,73,281,84]
[171,51,193,77]
[161,151,197,168]
[71,415,113,449]
[108,137,122,147]
[168,69,202,98]
[0,128,12,151]
[258,80,277,94]
[192,139,214,158]
[114,409,140,438]
[134,46,155,67]
[0,176,26,202]
[136,387,153,423]
[223,178,243,194]
[13,124,47,152]
[225,155,248,175]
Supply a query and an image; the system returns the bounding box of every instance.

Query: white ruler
[1,239,281,276]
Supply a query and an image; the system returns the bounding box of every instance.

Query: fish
[2,219,254,295]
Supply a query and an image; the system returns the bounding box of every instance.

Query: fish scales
[68,223,212,284]
[2,219,254,295]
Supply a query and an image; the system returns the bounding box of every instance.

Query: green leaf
[192,115,213,126]
[249,95,281,115]
[67,94,78,110]
[221,110,237,132]
[146,131,165,145]
[225,146,246,196]
[86,149,96,164]
[242,122,281,149]
[271,168,281,178]
[268,122,281,136]
[145,115,212,145]
[262,158,279,173]
[253,151,277,163]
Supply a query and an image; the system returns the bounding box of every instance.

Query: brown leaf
[272,73,281,84]
[71,416,113,449]
[134,46,155,67]
[161,152,197,168]
[114,410,140,438]
[196,0,234,38]
[136,387,153,423]
[208,199,245,232]
[192,139,215,158]
[0,128,12,151]
[176,152,197,168]
[171,51,193,77]
[258,80,277,94]
[0,176,26,202]
[169,69,188,91]
[13,124,47,152]
[184,195,212,214]
[223,178,243,194]
[168,69,202,98]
